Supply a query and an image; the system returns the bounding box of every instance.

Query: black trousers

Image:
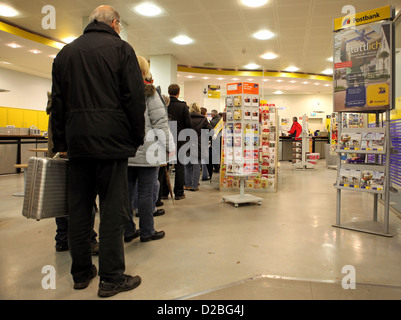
[68,158,129,283]
[173,161,185,197]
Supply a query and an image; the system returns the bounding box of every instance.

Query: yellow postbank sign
[334,6,392,31]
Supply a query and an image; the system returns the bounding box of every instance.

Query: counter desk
[0,135,48,174]
[278,135,329,161]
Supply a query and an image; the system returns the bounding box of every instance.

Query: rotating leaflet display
[221,82,263,207]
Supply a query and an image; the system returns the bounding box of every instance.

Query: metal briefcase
[22,155,69,221]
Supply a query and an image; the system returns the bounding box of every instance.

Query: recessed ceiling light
[314,83,320,85]
[285,66,299,72]
[274,90,284,95]
[186,76,194,79]
[327,57,333,62]
[276,79,284,82]
[302,81,309,84]
[253,30,274,40]
[242,0,268,8]
[322,68,333,75]
[134,3,162,17]
[30,50,41,54]
[172,35,193,45]
[217,78,224,81]
[202,77,209,80]
[261,52,278,60]
[0,4,18,17]
[0,61,11,65]
[244,63,260,70]
[290,80,297,83]
[49,54,57,59]
[232,78,239,81]
[7,43,20,49]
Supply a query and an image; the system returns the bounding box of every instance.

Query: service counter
[278,136,293,161]
[0,135,48,174]
[278,135,329,161]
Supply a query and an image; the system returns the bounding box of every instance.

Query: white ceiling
[0,0,400,95]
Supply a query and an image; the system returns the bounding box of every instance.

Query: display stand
[331,5,395,237]
[221,82,264,207]
[333,111,393,237]
[222,176,262,207]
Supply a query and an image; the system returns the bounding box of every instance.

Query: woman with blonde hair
[125,56,174,242]
[184,102,213,191]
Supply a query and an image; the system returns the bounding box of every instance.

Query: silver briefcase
[22,154,69,220]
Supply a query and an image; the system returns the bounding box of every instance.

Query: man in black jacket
[167,84,192,200]
[51,5,146,298]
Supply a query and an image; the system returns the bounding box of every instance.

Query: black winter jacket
[189,112,213,158]
[167,97,192,149]
[51,20,146,159]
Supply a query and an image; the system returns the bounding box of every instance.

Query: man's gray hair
[89,5,120,25]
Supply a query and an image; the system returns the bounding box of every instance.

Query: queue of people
[49,4,221,298]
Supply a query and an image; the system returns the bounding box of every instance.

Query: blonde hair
[189,102,201,114]
[137,56,151,80]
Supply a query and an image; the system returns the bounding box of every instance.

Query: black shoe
[140,230,165,242]
[156,201,164,207]
[55,243,69,252]
[74,265,97,290]
[124,229,140,243]
[153,209,165,217]
[98,274,141,298]
[175,195,186,200]
[161,195,169,200]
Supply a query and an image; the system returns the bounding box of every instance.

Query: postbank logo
[334,6,392,31]
[342,18,351,27]
[367,84,389,107]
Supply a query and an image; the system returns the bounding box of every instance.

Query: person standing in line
[200,107,210,181]
[167,84,192,200]
[125,56,174,243]
[47,92,100,255]
[209,109,222,174]
[184,102,213,191]
[51,5,146,298]
[288,116,302,139]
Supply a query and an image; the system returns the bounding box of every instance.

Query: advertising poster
[207,85,220,99]
[333,21,393,112]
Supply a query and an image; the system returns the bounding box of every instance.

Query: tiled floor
[1,160,401,300]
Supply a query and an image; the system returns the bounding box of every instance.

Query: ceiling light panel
[0,4,18,17]
[172,35,193,45]
[241,0,268,8]
[134,3,163,17]
[253,30,274,40]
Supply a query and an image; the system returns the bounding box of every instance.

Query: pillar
[150,55,177,96]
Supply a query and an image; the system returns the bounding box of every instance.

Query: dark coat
[167,96,192,149]
[51,20,146,159]
[189,112,213,159]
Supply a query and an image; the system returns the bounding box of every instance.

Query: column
[150,55,177,96]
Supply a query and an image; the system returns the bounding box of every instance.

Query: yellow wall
[0,107,48,131]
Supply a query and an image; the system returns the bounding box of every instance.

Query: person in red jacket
[288,117,302,139]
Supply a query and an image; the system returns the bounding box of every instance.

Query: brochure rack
[221,82,264,207]
[333,111,392,237]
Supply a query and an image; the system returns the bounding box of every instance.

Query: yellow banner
[334,6,392,31]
